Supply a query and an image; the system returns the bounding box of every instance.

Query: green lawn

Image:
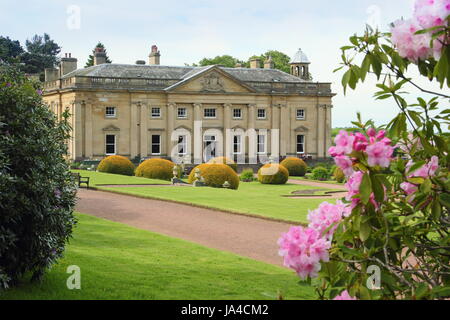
[100,182,330,224]
[0,213,314,300]
[72,170,171,186]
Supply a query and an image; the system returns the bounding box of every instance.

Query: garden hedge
[280,157,308,176]
[207,156,238,172]
[311,166,330,181]
[257,164,289,185]
[135,158,175,181]
[97,155,135,176]
[188,163,239,190]
[333,167,346,183]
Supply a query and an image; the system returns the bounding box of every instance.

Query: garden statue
[193,168,206,187]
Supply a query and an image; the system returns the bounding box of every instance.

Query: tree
[0,36,23,63]
[279,0,449,300]
[23,33,61,74]
[248,50,291,73]
[0,64,77,289]
[85,42,112,67]
[196,55,245,68]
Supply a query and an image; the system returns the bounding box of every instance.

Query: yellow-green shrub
[280,157,307,177]
[257,164,289,185]
[207,156,237,172]
[135,158,175,181]
[97,155,135,176]
[188,163,239,190]
[333,167,346,183]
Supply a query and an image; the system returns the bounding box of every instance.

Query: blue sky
[2,0,445,127]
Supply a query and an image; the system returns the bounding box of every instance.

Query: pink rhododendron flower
[278,226,331,279]
[414,0,450,29]
[366,141,394,168]
[334,155,354,177]
[391,18,437,62]
[353,132,368,152]
[333,130,355,156]
[407,156,439,178]
[400,182,418,195]
[333,290,357,300]
[307,201,351,239]
[345,171,364,208]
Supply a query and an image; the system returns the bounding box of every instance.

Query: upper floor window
[204,108,216,119]
[233,108,242,119]
[297,109,305,120]
[151,107,161,118]
[105,106,116,118]
[257,109,266,120]
[177,107,187,119]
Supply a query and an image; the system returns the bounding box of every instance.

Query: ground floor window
[151,135,161,155]
[297,135,305,154]
[233,135,242,154]
[105,134,116,155]
[178,135,187,155]
[257,134,266,154]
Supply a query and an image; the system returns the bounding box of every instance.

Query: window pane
[106,135,115,144]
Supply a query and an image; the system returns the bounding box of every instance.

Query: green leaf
[359,217,371,242]
[439,193,450,209]
[371,174,385,203]
[360,173,372,205]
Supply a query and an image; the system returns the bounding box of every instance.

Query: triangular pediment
[103,124,120,131]
[294,125,309,132]
[166,66,256,94]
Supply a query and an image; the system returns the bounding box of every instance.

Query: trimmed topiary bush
[0,65,77,288]
[135,158,175,181]
[240,168,255,182]
[280,157,308,177]
[311,166,330,181]
[333,167,346,183]
[97,155,135,176]
[258,164,289,185]
[208,156,238,172]
[188,163,239,190]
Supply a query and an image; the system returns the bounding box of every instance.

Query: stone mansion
[42,45,335,163]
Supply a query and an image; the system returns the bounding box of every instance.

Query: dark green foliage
[85,42,112,68]
[311,167,330,181]
[240,168,255,182]
[0,65,77,289]
[248,50,291,73]
[0,36,23,63]
[196,55,245,68]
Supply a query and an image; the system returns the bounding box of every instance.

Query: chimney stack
[60,53,78,76]
[94,47,107,66]
[136,60,146,65]
[264,56,274,69]
[44,68,59,82]
[249,58,261,69]
[149,45,161,65]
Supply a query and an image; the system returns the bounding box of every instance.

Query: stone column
[193,103,202,164]
[325,105,333,157]
[223,103,232,160]
[316,104,326,158]
[280,105,289,157]
[247,104,257,164]
[130,102,138,159]
[271,104,280,160]
[84,101,93,158]
[167,103,176,158]
[72,101,83,160]
[140,102,148,158]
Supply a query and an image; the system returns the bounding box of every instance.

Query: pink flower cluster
[329,129,394,177]
[391,0,449,62]
[333,290,357,300]
[278,226,331,279]
[400,156,439,197]
[307,201,351,240]
[279,201,351,279]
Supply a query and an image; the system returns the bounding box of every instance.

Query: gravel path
[76,188,292,267]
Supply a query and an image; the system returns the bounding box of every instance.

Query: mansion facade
[42,46,335,163]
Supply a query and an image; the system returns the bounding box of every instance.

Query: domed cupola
[290,48,310,80]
